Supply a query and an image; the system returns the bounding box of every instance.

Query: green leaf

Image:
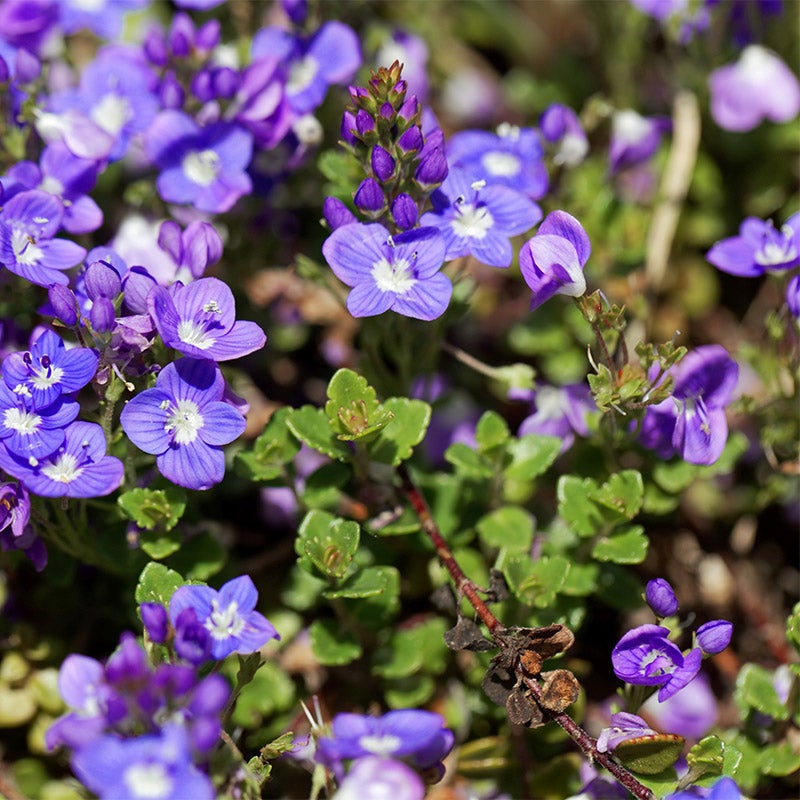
[138,527,182,560]
[344,566,401,627]
[134,562,186,606]
[324,566,391,599]
[369,397,431,465]
[475,411,511,452]
[504,434,561,481]
[557,475,604,536]
[384,675,436,709]
[560,562,599,596]
[502,554,570,608]
[595,563,644,610]
[630,767,679,795]
[297,510,360,579]
[286,405,351,460]
[444,442,494,478]
[761,741,800,776]
[118,487,187,532]
[325,369,393,440]
[236,408,301,481]
[373,618,449,679]
[613,734,685,775]
[588,470,643,521]
[787,601,800,654]
[735,663,789,720]
[476,506,534,551]
[592,524,649,564]
[231,662,296,727]
[309,619,362,666]
[687,735,725,779]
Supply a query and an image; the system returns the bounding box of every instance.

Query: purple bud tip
[140,602,169,644]
[397,126,423,153]
[645,578,679,617]
[323,196,357,230]
[353,178,385,212]
[355,109,375,136]
[371,145,395,182]
[414,146,448,187]
[391,193,417,230]
[48,284,79,327]
[696,620,733,654]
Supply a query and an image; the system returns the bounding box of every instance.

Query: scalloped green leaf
[286,405,351,460]
[735,663,788,720]
[592,524,649,564]
[369,397,431,465]
[373,618,449,679]
[297,510,360,579]
[589,470,643,520]
[615,735,685,775]
[761,741,800,776]
[138,527,182,560]
[236,407,301,481]
[309,619,362,666]
[118,487,186,532]
[324,565,390,599]
[475,411,511,452]
[325,369,393,440]
[557,475,603,536]
[687,735,725,778]
[134,562,187,606]
[476,506,534,551]
[503,434,561,481]
[503,554,570,608]
[445,442,494,478]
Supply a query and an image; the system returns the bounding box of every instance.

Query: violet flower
[147,277,266,362]
[709,45,800,132]
[145,111,253,214]
[0,189,86,287]
[446,123,548,200]
[706,212,800,276]
[608,109,669,174]
[59,0,148,39]
[120,358,247,491]
[168,575,279,660]
[596,711,660,753]
[611,624,703,701]
[695,620,733,654]
[0,481,30,538]
[333,756,425,800]
[540,103,589,167]
[0,420,124,498]
[645,578,679,617]
[519,210,591,310]
[514,382,596,453]
[322,223,451,321]
[642,670,719,739]
[421,169,541,267]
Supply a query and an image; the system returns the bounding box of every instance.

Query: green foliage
[236,408,301,480]
[614,734,685,775]
[134,561,188,607]
[297,510,360,579]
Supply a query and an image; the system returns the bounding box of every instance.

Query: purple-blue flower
[421,169,541,267]
[446,123,548,199]
[645,578,679,617]
[333,756,425,800]
[322,223,451,321]
[0,420,123,498]
[640,345,739,465]
[0,481,30,539]
[147,277,266,362]
[642,670,719,739]
[59,0,148,39]
[540,103,589,167]
[612,624,703,702]
[609,109,669,174]
[667,776,743,800]
[695,620,733,654]
[2,329,99,408]
[145,111,253,214]
[706,213,800,276]
[0,189,86,286]
[709,45,800,132]
[71,725,214,800]
[596,711,660,753]
[519,210,591,310]
[120,358,247,491]
[168,575,279,661]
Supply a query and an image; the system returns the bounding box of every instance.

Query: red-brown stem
[397,463,655,800]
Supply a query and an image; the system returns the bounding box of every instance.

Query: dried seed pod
[538,669,580,713]
[444,617,495,652]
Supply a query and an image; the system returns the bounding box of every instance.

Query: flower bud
[191,69,214,104]
[159,70,185,110]
[167,13,194,58]
[323,197,357,230]
[787,274,800,319]
[398,95,420,123]
[195,18,221,52]
[340,110,357,146]
[353,178,385,212]
[282,0,308,24]
[85,261,122,300]
[140,602,169,644]
[696,620,733,654]
[645,578,679,617]
[371,145,395,182]
[355,109,375,137]
[391,193,417,230]
[213,67,239,99]
[397,126,423,154]
[48,284,79,327]
[414,145,448,188]
[89,297,115,333]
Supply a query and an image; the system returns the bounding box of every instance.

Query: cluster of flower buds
[327,61,447,233]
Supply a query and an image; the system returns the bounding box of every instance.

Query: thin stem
[442,341,505,382]
[396,463,655,800]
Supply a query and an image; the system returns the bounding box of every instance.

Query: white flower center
[496,122,521,140]
[39,175,65,196]
[287,55,319,95]
[182,149,221,187]
[205,599,245,640]
[613,110,651,144]
[41,453,82,484]
[70,0,105,11]
[3,407,42,435]
[755,226,797,267]
[91,93,131,137]
[481,151,520,177]
[554,132,588,167]
[533,386,565,420]
[164,399,204,445]
[371,256,417,295]
[358,733,402,756]
[451,203,494,240]
[738,45,776,84]
[292,113,323,146]
[123,763,174,800]
[11,229,43,266]
[177,319,214,350]
[31,364,64,390]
